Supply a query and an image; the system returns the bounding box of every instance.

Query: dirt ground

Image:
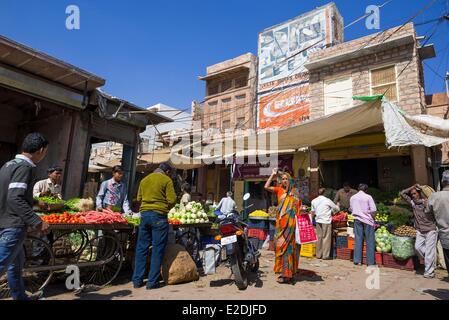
[42,250,449,300]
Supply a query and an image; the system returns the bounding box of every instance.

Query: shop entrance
[245,180,273,212]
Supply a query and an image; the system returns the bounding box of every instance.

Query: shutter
[324,76,353,115]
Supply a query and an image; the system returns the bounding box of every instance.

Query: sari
[273,176,301,279]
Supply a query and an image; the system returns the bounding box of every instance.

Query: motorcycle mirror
[243,193,251,201]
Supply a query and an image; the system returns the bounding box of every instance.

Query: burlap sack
[162,244,199,285]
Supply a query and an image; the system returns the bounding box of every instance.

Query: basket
[382,253,414,271]
[248,219,268,230]
[336,248,353,261]
[335,236,348,249]
[362,252,383,265]
[247,228,268,241]
[300,243,316,257]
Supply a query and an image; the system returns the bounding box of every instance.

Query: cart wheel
[0,236,55,299]
[77,234,123,287]
[177,230,202,266]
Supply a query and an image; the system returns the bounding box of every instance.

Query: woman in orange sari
[264,169,301,284]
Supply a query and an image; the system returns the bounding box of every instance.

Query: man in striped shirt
[0,133,50,300]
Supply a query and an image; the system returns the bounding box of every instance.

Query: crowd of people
[1,133,449,299]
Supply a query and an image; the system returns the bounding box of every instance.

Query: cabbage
[185,204,193,211]
[169,208,176,215]
[168,213,173,219]
[195,219,200,224]
[199,218,205,223]
[180,218,186,224]
[376,246,382,252]
[191,213,197,219]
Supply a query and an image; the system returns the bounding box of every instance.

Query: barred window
[371,65,398,102]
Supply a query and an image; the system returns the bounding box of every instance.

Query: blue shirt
[96,178,130,213]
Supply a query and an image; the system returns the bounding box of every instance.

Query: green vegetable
[391,235,415,260]
[125,216,141,226]
[65,198,81,211]
[35,196,64,205]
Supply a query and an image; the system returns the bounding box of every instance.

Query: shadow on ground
[423,288,449,300]
[295,269,324,283]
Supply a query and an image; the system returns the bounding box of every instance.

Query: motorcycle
[215,193,260,290]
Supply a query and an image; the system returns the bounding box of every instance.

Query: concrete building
[305,22,436,195]
[198,53,257,132]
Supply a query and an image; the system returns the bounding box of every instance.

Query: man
[311,188,340,260]
[426,171,449,276]
[401,184,437,278]
[132,162,177,290]
[33,165,63,199]
[96,165,131,214]
[350,183,377,266]
[0,133,50,300]
[216,191,237,217]
[334,182,357,211]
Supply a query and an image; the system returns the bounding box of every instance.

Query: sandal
[277,276,293,284]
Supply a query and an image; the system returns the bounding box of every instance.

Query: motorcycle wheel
[230,243,248,290]
[250,260,260,273]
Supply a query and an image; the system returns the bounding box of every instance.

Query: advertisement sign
[258,8,327,89]
[258,83,310,129]
[233,155,293,180]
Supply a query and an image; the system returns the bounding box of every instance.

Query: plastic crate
[247,228,268,240]
[382,253,414,271]
[248,219,268,230]
[336,248,354,261]
[362,252,383,265]
[200,235,219,249]
[300,243,316,257]
[336,236,348,249]
[348,237,367,251]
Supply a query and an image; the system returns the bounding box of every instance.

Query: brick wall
[309,43,424,119]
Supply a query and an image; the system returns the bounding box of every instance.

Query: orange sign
[258,84,310,129]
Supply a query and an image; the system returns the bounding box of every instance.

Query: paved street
[43,250,449,300]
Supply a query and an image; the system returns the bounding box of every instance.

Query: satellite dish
[243,193,251,201]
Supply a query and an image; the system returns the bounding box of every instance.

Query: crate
[335,236,348,249]
[247,228,268,241]
[347,237,366,251]
[248,219,268,230]
[382,253,414,271]
[200,235,219,249]
[332,220,348,229]
[300,243,317,257]
[336,248,354,261]
[362,252,383,265]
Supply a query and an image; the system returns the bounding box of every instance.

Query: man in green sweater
[132,162,177,289]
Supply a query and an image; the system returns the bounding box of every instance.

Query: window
[235,94,246,104]
[324,76,353,115]
[208,84,219,96]
[236,117,246,129]
[221,79,232,92]
[371,65,398,102]
[222,120,231,130]
[209,122,217,129]
[221,98,231,107]
[208,101,218,122]
[235,76,248,88]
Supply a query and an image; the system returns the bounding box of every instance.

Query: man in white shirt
[216,191,237,217]
[311,188,340,260]
[33,165,63,199]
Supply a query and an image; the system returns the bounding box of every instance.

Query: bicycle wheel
[77,234,123,287]
[177,229,201,266]
[0,236,55,299]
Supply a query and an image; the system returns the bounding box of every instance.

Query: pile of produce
[367,188,398,204]
[35,196,65,205]
[347,214,354,222]
[393,225,417,238]
[387,206,412,226]
[249,210,269,218]
[42,212,86,224]
[65,198,81,211]
[391,235,415,260]
[207,207,217,218]
[332,211,348,222]
[168,218,182,225]
[125,216,141,226]
[375,203,390,223]
[375,226,392,253]
[167,202,209,225]
[75,210,127,224]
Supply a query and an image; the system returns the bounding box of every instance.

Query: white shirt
[33,178,62,199]
[311,195,339,224]
[216,197,236,214]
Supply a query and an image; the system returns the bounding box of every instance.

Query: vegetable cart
[0,223,133,299]
[172,222,213,266]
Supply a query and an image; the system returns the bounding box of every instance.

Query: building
[305,22,435,195]
[0,35,171,199]
[257,2,343,130]
[198,53,257,132]
[141,103,192,151]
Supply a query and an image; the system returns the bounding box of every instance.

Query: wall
[309,23,424,119]
[377,156,413,191]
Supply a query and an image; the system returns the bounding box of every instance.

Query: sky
[0,0,448,111]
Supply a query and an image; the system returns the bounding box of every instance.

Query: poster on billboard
[258,7,327,89]
[258,83,310,129]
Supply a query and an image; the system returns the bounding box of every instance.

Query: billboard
[258,83,310,129]
[257,3,343,129]
[258,8,327,89]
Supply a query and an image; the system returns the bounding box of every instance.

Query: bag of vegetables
[391,235,415,260]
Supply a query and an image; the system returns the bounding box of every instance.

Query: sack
[391,235,415,260]
[162,244,199,285]
[295,214,317,244]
